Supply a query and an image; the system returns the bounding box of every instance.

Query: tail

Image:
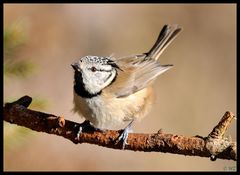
[146,24,182,61]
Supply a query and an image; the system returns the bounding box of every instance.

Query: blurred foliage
[4,19,48,151]
[4,19,27,56]
[3,122,33,151]
[4,19,35,80]
[4,61,35,79]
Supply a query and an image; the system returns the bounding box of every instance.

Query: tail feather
[146,24,182,61]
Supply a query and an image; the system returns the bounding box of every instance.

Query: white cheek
[95,72,106,84]
[81,72,100,94]
[82,69,115,94]
[95,72,102,79]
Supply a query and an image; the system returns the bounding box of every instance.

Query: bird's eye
[91,66,97,72]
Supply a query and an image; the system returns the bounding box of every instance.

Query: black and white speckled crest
[82,56,112,64]
[80,56,121,70]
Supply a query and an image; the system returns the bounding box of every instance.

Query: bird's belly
[73,88,153,130]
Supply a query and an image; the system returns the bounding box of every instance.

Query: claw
[75,120,91,140]
[117,120,134,149]
[77,126,82,140]
[118,128,130,149]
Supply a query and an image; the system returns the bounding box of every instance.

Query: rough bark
[3,96,236,161]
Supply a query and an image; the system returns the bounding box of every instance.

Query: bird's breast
[73,87,153,130]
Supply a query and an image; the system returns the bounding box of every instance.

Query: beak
[71,63,80,72]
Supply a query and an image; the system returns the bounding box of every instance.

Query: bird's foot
[75,120,97,141]
[117,120,134,149]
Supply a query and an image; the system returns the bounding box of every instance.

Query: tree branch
[3,96,236,161]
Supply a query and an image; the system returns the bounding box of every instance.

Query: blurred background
[3,4,236,171]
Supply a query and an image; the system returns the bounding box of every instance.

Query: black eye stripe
[88,68,113,72]
[100,69,112,72]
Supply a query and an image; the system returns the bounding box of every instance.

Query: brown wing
[105,24,181,98]
[105,54,173,98]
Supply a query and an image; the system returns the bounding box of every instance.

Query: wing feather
[104,24,181,98]
[105,55,173,98]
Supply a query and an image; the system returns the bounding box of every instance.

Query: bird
[71,24,182,149]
